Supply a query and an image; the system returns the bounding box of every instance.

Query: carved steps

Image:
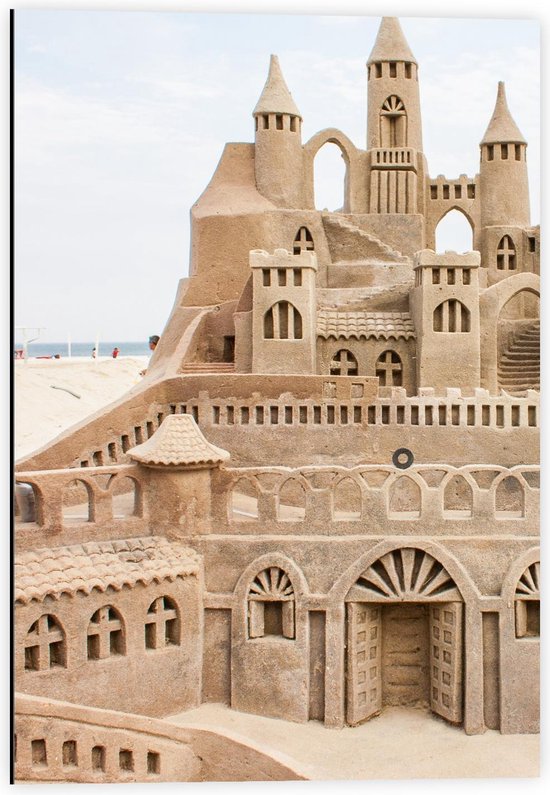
[323,214,409,264]
[180,362,235,373]
[498,322,540,394]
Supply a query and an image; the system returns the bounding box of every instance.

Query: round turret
[253,55,304,208]
[479,82,530,228]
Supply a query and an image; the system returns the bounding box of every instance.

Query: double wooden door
[346,601,463,726]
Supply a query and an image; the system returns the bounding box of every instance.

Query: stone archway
[303,128,363,212]
[344,547,465,727]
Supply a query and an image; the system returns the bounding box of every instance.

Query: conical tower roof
[481,82,526,145]
[367,17,417,65]
[253,54,301,118]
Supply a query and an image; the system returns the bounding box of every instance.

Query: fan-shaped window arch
[433,300,471,332]
[380,95,407,147]
[515,561,539,638]
[330,349,358,376]
[248,567,295,639]
[145,596,180,649]
[497,235,516,270]
[264,301,303,340]
[350,548,461,601]
[24,614,66,671]
[293,226,314,255]
[376,350,402,386]
[87,605,125,660]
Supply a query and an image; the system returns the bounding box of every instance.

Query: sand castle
[14,17,539,783]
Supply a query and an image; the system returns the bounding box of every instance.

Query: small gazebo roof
[128,414,230,469]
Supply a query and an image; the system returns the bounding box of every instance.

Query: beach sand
[15,356,148,460]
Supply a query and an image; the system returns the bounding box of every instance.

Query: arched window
[264,302,303,340]
[110,476,142,518]
[443,475,473,518]
[277,479,306,521]
[230,478,259,521]
[380,95,407,147]
[389,475,421,518]
[495,476,524,518]
[433,300,471,332]
[330,349,358,376]
[24,614,66,671]
[497,235,516,270]
[248,567,295,639]
[515,561,539,638]
[87,605,125,660]
[145,596,180,649]
[375,350,402,386]
[333,477,362,520]
[62,479,93,523]
[293,227,314,255]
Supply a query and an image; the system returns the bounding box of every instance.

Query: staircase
[322,214,409,264]
[180,362,235,374]
[498,321,540,395]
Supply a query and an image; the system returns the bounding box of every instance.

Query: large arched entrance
[345,547,464,727]
[435,208,474,253]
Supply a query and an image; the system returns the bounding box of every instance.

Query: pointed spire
[367,17,417,65]
[253,54,301,118]
[481,82,526,145]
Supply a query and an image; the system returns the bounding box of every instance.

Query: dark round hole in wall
[392,448,414,469]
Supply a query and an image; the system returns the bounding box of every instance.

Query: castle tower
[479,83,532,282]
[366,17,426,215]
[479,82,530,229]
[410,250,481,393]
[250,248,317,374]
[253,55,304,209]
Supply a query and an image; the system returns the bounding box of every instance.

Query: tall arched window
[87,605,125,660]
[330,349,358,376]
[293,227,314,255]
[376,350,403,385]
[145,596,180,649]
[380,95,407,147]
[24,614,66,671]
[433,300,471,332]
[264,302,303,340]
[248,567,295,639]
[497,235,516,270]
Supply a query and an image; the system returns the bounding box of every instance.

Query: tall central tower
[366,17,426,215]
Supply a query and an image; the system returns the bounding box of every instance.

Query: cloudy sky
[14,1,540,343]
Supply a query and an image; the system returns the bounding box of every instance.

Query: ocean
[16,341,151,359]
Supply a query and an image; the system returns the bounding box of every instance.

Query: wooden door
[429,602,463,724]
[346,603,382,725]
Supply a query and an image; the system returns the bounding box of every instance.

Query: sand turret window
[248,567,295,639]
[380,95,407,147]
[24,614,66,671]
[145,596,180,650]
[87,605,125,660]
[376,350,403,385]
[497,235,516,270]
[293,226,314,255]
[330,349,358,376]
[264,302,303,339]
[433,300,471,332]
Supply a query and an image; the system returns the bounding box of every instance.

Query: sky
[14,2,540,344]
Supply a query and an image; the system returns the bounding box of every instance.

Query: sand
[15,356,148,460]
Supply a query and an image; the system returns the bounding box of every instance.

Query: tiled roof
[15,537,200,604]
[128,414,230,468]
[317,309,416,340]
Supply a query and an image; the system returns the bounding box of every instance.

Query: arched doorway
[435,208,474,253]
[345,547,464,727]
[313,141,347,211]
[497,289,540,393]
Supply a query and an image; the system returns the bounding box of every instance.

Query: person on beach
[91,347,97,359]
[112,347,120,359]
[140,335,160,376]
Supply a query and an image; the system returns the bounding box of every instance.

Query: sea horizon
[15,341,151,358]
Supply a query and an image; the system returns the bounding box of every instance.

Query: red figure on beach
[112,347,120,358]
